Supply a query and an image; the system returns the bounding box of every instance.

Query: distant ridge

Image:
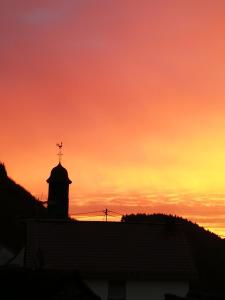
[0,163,46,251]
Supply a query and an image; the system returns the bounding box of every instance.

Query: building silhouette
[25,220,197,300]
[47,162,72,218]
[0,161,199,299]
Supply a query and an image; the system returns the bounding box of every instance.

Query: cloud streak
[69,191,225,237]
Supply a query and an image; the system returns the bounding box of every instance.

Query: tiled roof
[25,220,197,280]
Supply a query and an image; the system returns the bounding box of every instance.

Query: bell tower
[47,143,72,218]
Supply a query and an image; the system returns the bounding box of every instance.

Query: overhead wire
[73,210,103,215]
[71,208,126,222]
[108,209,124,216]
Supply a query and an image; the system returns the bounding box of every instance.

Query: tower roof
[47,163,72,184]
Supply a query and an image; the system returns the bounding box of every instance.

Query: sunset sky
[2,1,225,236]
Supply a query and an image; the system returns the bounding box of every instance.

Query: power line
[106,209,123,215]
[74,215,105,219]
[72,208,126,222]
[108,209,124,216]
[73,210,103,216]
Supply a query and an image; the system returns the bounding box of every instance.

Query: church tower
[47,143,72,218]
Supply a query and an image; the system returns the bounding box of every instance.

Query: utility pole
[104,208,108,222]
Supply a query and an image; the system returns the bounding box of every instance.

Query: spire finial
[56,142,63,163]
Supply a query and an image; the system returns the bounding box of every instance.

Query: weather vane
[56,142,63,163]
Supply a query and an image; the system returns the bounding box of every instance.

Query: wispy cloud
[69,191,225,237]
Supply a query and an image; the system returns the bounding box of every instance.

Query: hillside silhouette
[122,213,225,295]
[0,163,46,251]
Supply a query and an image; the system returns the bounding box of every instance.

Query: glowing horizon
[2,1,225,237]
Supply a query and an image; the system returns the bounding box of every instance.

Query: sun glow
[2,1,225,236]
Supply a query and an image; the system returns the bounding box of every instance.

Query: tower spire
[47,145,72,219]
[56,142,63,163]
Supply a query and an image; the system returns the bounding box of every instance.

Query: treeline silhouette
[0,163,46,251]
[122,213,225,295]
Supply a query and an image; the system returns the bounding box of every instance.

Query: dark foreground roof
[25,220,197,280]
[0,268,100,300]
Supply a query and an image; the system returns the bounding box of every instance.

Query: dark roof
[25,220,197,280]
[47,163,72,183]
[0,268,101,300]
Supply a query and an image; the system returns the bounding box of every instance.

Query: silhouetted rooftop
[25,221,197,280]
[47,163,72,183]
[0,268,100,300]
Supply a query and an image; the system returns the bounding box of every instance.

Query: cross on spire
[56,142,63,163]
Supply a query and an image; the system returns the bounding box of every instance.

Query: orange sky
[1,1,225,236]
